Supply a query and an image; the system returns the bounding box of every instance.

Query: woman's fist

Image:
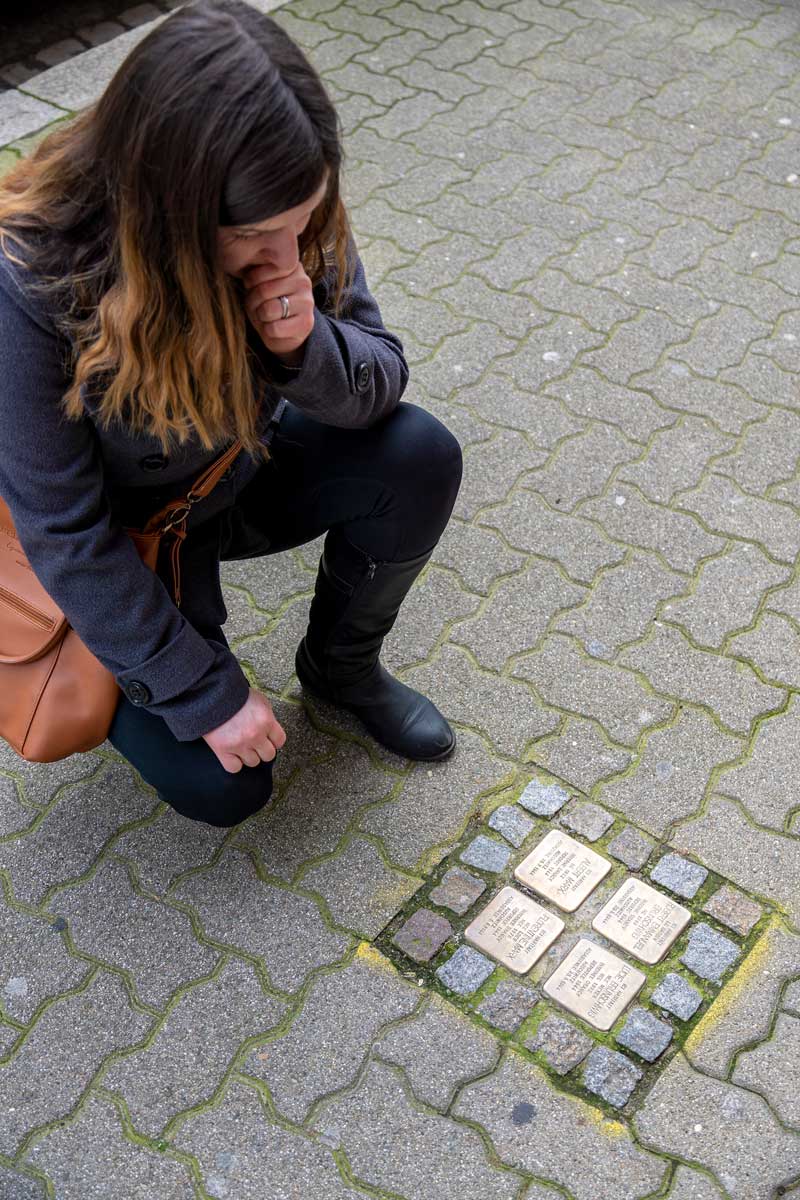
[202,688,286,774]
[243,261,315,363]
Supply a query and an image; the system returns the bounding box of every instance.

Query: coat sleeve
[251,239,409,427]
[0,253,251,744]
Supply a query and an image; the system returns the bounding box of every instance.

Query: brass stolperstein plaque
[591,876,691,964]
[543,938,646,1031]
[464,886,565,973]
[514,829,612,912]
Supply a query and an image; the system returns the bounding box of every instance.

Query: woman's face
[216,176,329,279]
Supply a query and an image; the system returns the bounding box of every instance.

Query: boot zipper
[366,556,377,582]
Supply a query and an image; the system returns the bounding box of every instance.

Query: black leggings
[107,401,463,827]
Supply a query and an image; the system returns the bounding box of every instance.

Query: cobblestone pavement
[2,0,800,1196]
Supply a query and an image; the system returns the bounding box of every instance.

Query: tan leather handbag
[0,439,243,762]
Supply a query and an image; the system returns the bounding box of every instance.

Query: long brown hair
[0,0,354,460]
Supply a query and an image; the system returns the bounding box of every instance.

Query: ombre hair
[0,0,354,459]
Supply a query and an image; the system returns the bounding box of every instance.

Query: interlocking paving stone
[429,519,527,595]
[729,611,800,690]
[392,908,453,964]
[667,1166,727,1199]
[607,826,655,870]
[616,1006,674,1062]
[171,849,350,991]
[383,567,480,674]
[518,779,571,817]
[580,484,725,575]
[666,543,790,649]
[428,866,486,916]
[679,474,798,564]
[436,946,495,995]
[460,835,512,874]
[172,1080,364,1199]
[0,971,153,1153]
[53,859,218,1008]
[672,797,800,924]
[110,806,229,896]
[650,973,703,1022]
[620,624,784,735]
[649,853,709,900]
[0,1164,45,1199]
[634,1054,800,1200]
[487,804,535,849]
[513,633,676,744]
[359,730,510,869]
[0,742,101,810]
[598,709,742,837]
[243,954,419,1122]
[0,906,89,1025]
[104,959,285,1137]
[732,1013,800,1127]
[535,717,634,793]
[714,695,800,829]
[0,762,157,905]
[525,1015,593,1075]
[581,1046,643,1108]
[24,1093,195,1199]
[301,835,423,938]
[558,800,614,842]
[453,1052,666,1199]
[374,992,500,1108]
[680,923,740,984]
[701,885,763,937]
[312,1060,519,1200]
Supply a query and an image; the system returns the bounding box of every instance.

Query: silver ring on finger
[279,294,291,320]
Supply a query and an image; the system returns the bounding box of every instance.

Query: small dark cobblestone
[428,867,486,915]
[582,1046,643,1108]
[392,908,453,964]
[680,923,740,983]
[606,825,655,870]
[650,853,709,899]
[459,835,511,873]
[488,804,534,848]
[701,884,763,936]
[615,1006,673,1062]
[559,800,614,842]
[525,1015,594,1075]
[650,973,704,1020]
[518,780,570,816]
[476,981,537,1032]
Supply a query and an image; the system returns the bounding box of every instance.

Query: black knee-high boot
[294,528,456,760]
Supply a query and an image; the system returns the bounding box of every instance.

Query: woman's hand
[242,261,315,364]
[202,687,287,773]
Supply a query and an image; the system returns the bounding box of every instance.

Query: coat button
[355,361,371,393]
[140,454,169,472]
[125,681,151,705]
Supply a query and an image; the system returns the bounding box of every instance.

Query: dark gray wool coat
[0,240,409,742]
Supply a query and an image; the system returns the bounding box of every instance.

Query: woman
[0,0,463,827]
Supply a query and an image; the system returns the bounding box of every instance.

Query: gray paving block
[518,780,571,817]
[650,853,709,900]
[0,1163,45,1199]
[680,923,740,984]
[559,800,614,842]
[302,836,423,939]
[0,89,65,144]
[582,1045,643,1108]
[476,981,537,1032]
[436,946,495,995]
[0,971,153,1153]
[651,973,703,1021]
[526,1015,593,1075]
[459,835,512,874]
[243,957,419,1123]
[488,804,535,848]
[429,866,487,916]
[454,1052,666,1199]
[0,905,89,1024]
[25,1093,195,1199]
[171,849,350,991]
[375,992,500,1109]
[616,1006,674,1062]
[104,959,285,1137]
[173,1080,363,1199]
[732,1012,800,1128]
